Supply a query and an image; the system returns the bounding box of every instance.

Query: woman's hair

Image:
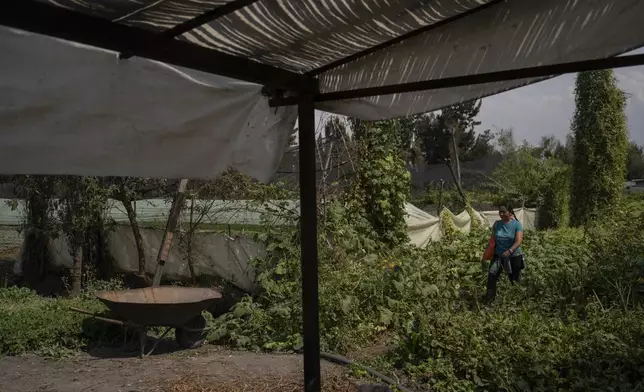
[508,207,519,222]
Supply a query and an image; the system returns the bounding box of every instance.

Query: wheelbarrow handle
[68,306,133,327]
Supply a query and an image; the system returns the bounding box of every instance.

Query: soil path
[0,346,347,392]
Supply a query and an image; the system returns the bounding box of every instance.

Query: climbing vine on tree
[570,70,628,227]
[346,119,410,247]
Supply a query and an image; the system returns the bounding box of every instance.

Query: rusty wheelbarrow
[70,286,222,357]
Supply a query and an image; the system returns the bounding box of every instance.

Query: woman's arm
[503,231,523,256]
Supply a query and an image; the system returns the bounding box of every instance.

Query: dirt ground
[0,346,356,392]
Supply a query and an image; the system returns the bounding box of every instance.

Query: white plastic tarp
[0,27,297,181]
[405,205,536,248]
[480,208,537,231]
[405,203,442,249]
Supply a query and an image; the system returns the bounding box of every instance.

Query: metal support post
[297,94,321,392]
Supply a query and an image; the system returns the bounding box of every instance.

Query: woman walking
[481,206,525,301]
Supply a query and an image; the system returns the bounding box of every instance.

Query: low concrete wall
[108,226,261,292]
[15,226,264,293]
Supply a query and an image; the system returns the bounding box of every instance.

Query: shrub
[210,209,644,391]
[4,200,644,392]
[0,286,119,356]
[396,304,644,391]
[538,165,571,229]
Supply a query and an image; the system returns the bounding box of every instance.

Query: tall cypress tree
[570,70,628,226]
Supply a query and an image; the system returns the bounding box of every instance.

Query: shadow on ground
[82,317,190,359]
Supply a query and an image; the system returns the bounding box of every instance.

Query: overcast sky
[476,52,644,146]
[314,49,644,147]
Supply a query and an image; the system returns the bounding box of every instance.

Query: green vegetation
[0,286,117,356]
[2,90,644,392]
[347,120,411,247]
[571,70,629,227]
[208,200,644,391]
[4,199,642,391]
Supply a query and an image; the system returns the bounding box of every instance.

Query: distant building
[272,144,503,198]
[625,179,644,192]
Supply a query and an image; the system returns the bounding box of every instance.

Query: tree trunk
[187,196,197,285]
[23,194,50,289]
[445,159,467,204]
[93,212,110,279]
[118,192,147,276]
[70,235,83,296]
[450,128,461,187]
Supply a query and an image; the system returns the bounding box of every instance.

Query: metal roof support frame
[0,0,317,93]
[308,0,505,76]
[269,53,644,107]
[297,93,322,392]
[120,0,262,59]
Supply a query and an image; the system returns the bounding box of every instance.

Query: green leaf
[270,306,290,317]
[363,254,378,263]
[341,297,352,314]
[421,284,439,297]
[473,374,483,386]
[233,304,252,318]
[379,308,394,326]
[235,336,251,347]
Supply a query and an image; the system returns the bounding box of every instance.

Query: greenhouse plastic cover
[1,0,644,180]
[0,27,297,181]
[406,204,536,248]
[1,198,536,248]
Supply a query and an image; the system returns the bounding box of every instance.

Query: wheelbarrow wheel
[175,314,208,350]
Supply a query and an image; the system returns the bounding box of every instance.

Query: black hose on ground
[319,351,417,392]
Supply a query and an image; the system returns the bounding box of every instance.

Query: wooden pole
[437,179,445,215]
[152,179,188,286]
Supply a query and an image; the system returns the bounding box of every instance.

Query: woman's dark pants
[486,255,524,301]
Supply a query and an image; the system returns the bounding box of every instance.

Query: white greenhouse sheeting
[407,204,536,248]
[0,27,297,181]
[0,198,535,246]
[0,199,299,227]
[12,225,262,293]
